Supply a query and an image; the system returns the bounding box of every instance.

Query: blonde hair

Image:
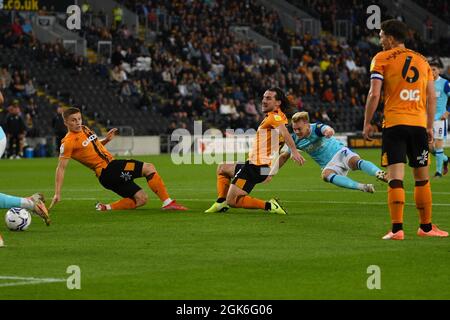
[291,112,309,123]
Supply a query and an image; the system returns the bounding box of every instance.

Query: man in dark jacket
[4,99,26,158]
[52,105,67,154]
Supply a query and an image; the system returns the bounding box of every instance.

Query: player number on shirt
[401,56,419,83]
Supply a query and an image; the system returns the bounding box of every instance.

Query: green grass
[1,149,450,299]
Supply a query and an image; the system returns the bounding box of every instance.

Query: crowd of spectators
[1,0,450,139]
[413,0,449,23]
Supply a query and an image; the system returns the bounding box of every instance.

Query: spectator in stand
[110,65,127,83]
[10,73,25,97]
[4,100,26,159]
[111,45,124,67]
[24,78,36,98]
[24,97,39,138]
[52,106,67,154]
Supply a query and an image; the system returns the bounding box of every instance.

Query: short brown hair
[380,19,409,43]
[292,112,309,123]
[62,107,81,120]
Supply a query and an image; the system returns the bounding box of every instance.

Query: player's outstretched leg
[29,193,51,226]
[143,163,187,211]
[322,171,374,193]
[0,192,50,225]
[0,233,4,247]
[355,159,388,183]
[205,163,235,213]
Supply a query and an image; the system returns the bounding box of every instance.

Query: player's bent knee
[134,192,148,207]
[348,156,360,170]
[226,195,237,207]
[321,171,331,182]
[143,163,156,176]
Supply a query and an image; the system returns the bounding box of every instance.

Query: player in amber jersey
[50,107,187,212]
[363,19,447,240]
[205,87,305,215]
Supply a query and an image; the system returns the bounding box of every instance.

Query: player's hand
[49,194,60,210]
[291,150,305,165]
[263,175,273,184]
[323,127,335,138]
[363,123,374,141]
[105,128,118,142]
[427,128,434,144]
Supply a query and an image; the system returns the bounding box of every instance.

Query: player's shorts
[433,119,447,140]
[381,125,429,168]
[231,161,270,194]
[0,127,6,158]
[322,147,359,177]
[98,159,144,198]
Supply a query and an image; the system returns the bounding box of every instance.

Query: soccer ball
[5,208,32,231]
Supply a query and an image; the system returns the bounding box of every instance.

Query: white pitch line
[4,188,450,195]
[0,276,66,288]
[174,199,450,206]
[60,198,450,207]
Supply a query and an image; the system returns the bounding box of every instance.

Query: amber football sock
[414,180,432,225]
[388,180,405,225]
[235,195,266,209]
[110,198,137,210]
[217,174,230,202]
[147,172,170,202]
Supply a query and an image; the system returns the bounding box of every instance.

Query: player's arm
[0,90,4,105]
[269,151,291,175]
[50,157,70,209]
[101,128,118,145]
[320,124,335,138]
[426,79,437,143]
[264,151,291,184]
[363,78,382,140]
[277,124,305,165]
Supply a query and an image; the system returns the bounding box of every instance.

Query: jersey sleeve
[315,123,330,137]
[369,52,386,81]
[444,80,450,96]
[59,139,74,159]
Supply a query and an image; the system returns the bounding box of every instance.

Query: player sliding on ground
[205,87,305,215]
[273,112,388,193]
[50,107,187,212]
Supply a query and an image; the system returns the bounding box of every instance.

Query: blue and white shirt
[288,123,344,168]
[434,76,450,120]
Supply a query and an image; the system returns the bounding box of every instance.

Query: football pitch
[1,149,450,300]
